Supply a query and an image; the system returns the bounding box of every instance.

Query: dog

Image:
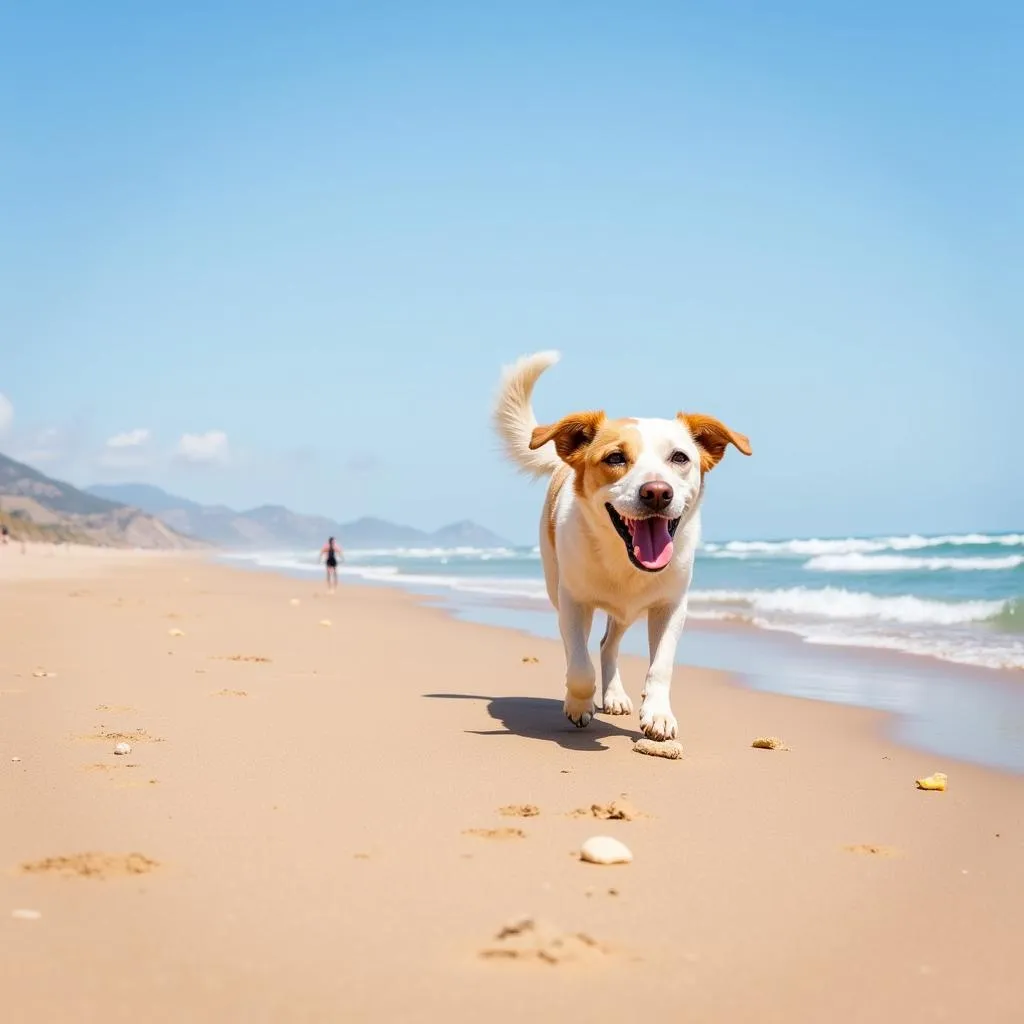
[493,350,751,741]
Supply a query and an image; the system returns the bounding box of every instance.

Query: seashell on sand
[580,836,633,865]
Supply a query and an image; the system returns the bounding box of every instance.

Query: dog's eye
[670,451,690,466]
[603,451,627,466]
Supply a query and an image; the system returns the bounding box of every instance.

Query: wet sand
[2,547,1022,1022]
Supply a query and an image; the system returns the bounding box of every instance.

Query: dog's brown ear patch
[678,413,752,473]
[530,411,606,463]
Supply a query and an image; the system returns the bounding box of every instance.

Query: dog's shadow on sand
[422,693,639,752]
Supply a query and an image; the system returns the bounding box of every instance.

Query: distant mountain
[231,504,343,549]
[425,519,513,549]
[2,454,120,516]
[85,482,513,551]
[0,453,202,549]
[87,482,205,516]
[338,517,435,549]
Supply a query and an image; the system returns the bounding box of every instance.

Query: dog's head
[529,412,751,572]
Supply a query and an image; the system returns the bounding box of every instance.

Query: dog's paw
[564,695,595,729]
[600,687,633,716]
[639,696,677,741]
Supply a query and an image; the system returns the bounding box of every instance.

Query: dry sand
[2,545,1022,1022]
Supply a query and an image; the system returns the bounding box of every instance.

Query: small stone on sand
[580,836,633,865]
[633,738,683,759]
[915,772,948,792]
[752,736,789,751]
[113,742,132,756]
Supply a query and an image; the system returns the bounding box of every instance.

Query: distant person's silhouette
[319,536,343,591]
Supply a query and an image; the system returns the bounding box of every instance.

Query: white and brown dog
[494,351,751,741]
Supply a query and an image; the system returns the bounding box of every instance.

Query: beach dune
[2,546,1022,1022]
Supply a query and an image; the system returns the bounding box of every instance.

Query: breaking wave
[804,553,1024,573]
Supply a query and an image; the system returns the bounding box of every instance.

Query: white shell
[113,742,132,756]
[580,836,633,865]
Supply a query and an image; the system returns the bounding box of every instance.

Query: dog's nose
[638,480,674,512]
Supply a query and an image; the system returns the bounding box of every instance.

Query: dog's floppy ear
[529,411,606,463]
[678,413,752,473]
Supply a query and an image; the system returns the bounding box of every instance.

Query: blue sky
[1,1,1020,543]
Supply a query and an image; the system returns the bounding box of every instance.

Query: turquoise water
[224,531,1024,772]
[230,531,1023,672]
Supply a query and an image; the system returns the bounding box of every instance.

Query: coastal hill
[86,482,513,551]
[0,453,202,549]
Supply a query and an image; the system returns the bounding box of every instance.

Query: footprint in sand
[843,844,902,858]
[19,853,159,879]
[569,799,644,821]
[79,728,163,744]
[499,804,540,818]
[463,828,526,840]
[479,917,609,965]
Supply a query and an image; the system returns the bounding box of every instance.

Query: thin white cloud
[105,427,151,449]
[97,428,155,470]
[0,392,13,436]
[175,430,230,465]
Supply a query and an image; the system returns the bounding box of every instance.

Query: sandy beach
[2,546,1022,1023]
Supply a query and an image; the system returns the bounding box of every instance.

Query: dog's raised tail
[493,350,562,478]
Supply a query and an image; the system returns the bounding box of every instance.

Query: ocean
[229,531,1024,673]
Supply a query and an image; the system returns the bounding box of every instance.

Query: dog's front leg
[638,601,687,740]
[557,592,596,728]
[599,616,632,715]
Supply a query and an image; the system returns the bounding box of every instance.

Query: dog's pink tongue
[628,518,674,570]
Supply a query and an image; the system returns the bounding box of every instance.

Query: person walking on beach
[319,536,343,592]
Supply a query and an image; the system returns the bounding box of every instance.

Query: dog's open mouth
[606,504,681,572]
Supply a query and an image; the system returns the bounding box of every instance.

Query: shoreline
[3,547,1024,1021]
[222,553,1024,775]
